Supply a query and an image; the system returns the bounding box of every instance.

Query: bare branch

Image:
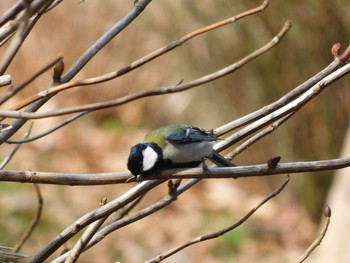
[0,20,292,120]
[298,206,332,263]
[214,56,350,152]
[29,180,165,263]
[0,157,348,185]
[146,176,290,263]
[51,179,201,263]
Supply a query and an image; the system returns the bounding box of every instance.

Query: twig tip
[324,205,331,218]
[331,43,341,57]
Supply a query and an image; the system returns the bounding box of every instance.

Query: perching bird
[127,124,235,181]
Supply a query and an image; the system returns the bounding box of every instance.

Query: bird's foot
[201,158,210,175]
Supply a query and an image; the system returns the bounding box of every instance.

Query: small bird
[127,124,235,181]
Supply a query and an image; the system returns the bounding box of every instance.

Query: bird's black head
[127,142,163,177]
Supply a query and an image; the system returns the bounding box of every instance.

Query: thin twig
[0,20,292,120]
[297,206,332,263]
[6,111,89,144]
[146,176,290,263]
[14,184,43,252]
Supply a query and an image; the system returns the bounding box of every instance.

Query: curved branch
[0,20,292,120]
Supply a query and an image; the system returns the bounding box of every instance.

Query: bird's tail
[210,151,236,167]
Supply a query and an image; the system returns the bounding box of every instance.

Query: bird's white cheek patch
[142,146,158,171]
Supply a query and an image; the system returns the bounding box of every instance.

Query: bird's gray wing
[165,125,217,143]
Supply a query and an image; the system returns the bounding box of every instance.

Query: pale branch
[214,57,350,152]
[0,20,292,120]
[226,113,293,160]
[214,43,350,137]
[0,157,348,185]
[11,0,270,111]
[51,179,201,263]
[145,176,290,263]
[29,180,165,263]
[298,206,331,263]
[14,184,43,252]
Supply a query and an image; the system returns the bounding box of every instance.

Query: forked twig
[145,176,290,263]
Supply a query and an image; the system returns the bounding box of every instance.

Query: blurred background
[0,0,350,262]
